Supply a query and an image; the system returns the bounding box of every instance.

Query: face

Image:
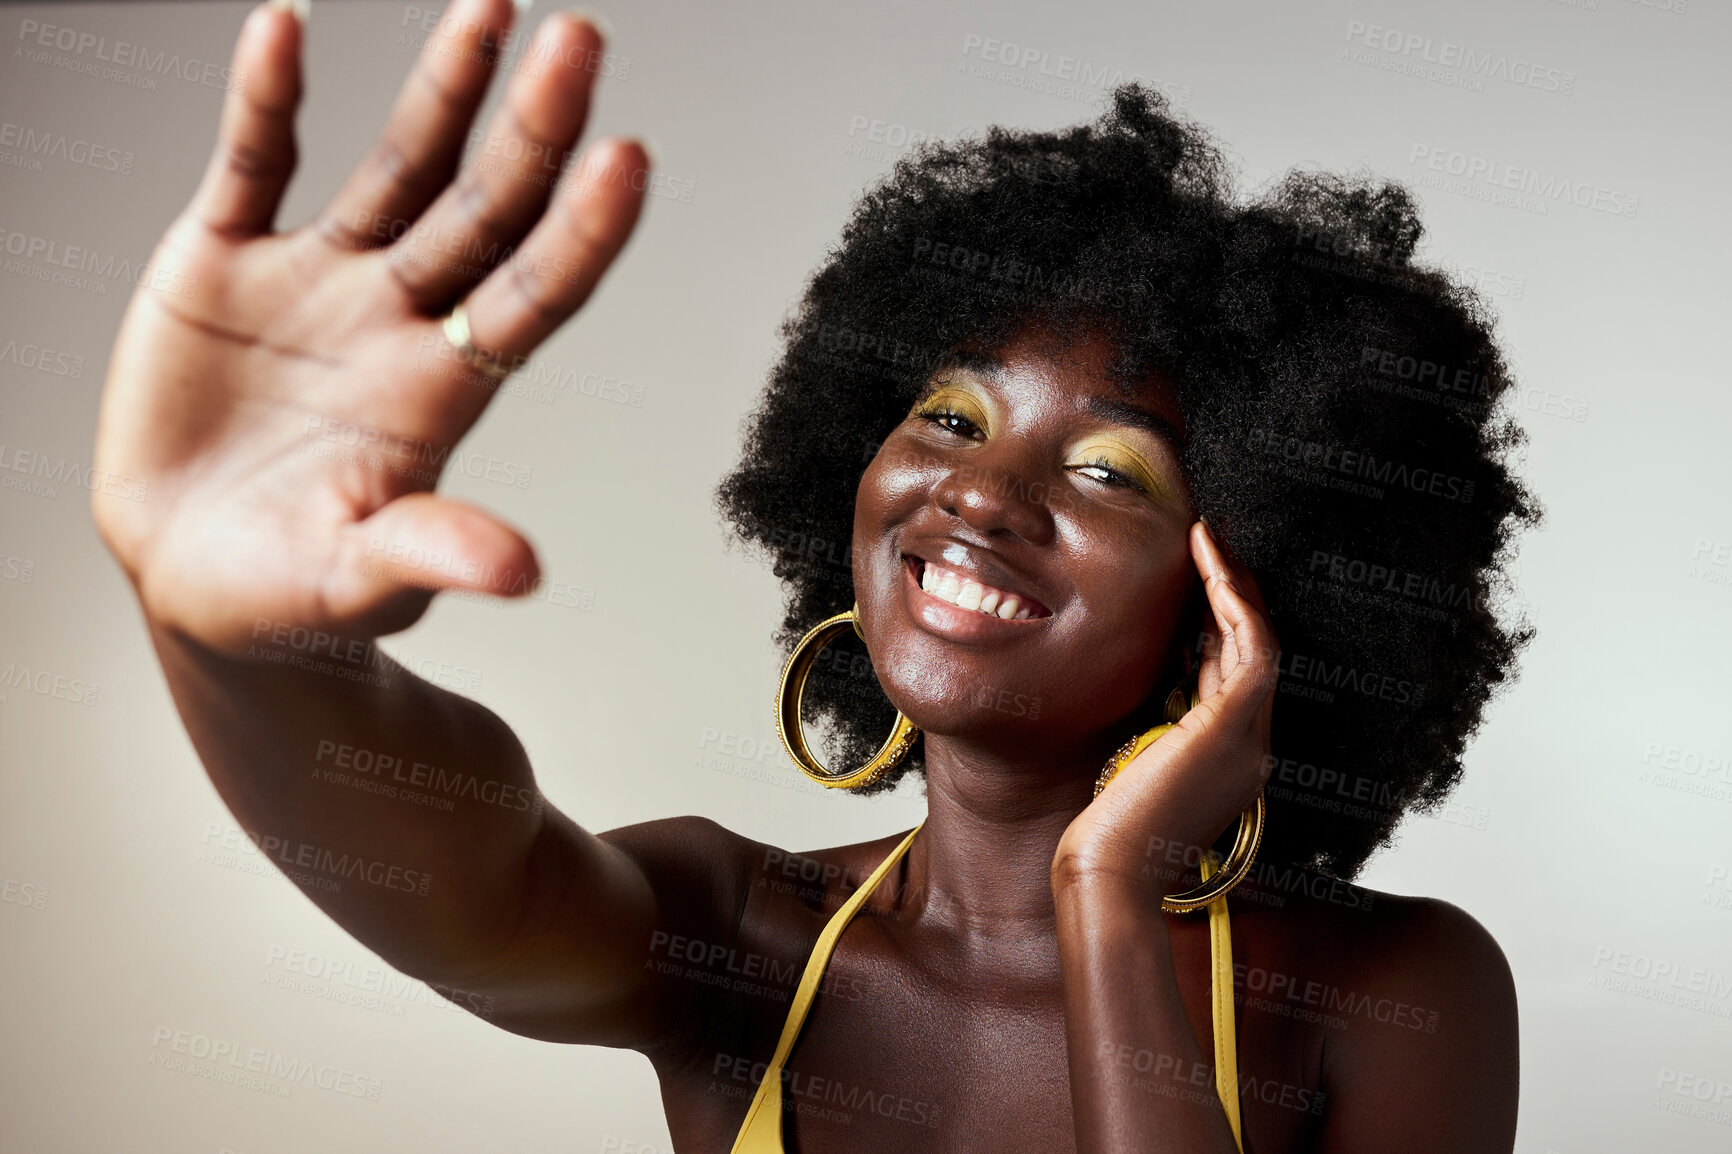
[852,321,1201,766]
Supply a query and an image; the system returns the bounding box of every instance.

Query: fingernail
[269,0,309,22]
[565,6,612,38]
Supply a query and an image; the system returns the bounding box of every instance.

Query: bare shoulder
[597,814,765,936]
[590,817,914,1076]
[1328,887,1515,1025]
[1242,881,1520,1151]
[1250,879,1517,1034]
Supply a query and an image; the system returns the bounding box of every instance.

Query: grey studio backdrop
[1,0,1727,1150]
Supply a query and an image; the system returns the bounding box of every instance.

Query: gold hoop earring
[774,603,919,790]
[1093,687,1267,914]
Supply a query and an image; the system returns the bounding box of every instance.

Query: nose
[930,441,1059,546]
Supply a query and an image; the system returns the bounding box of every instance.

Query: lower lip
[901,556,1051,643]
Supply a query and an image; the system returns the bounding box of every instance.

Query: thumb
[322,493,542,632]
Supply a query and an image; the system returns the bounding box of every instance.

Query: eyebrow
[924,351,1184,450]
[1082,395,1184,451]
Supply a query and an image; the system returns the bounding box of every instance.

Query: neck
[905,733,1112,936]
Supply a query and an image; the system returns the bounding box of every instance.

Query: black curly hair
[715,85,1540,881]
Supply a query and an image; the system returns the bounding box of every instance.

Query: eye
[915,406,985,440]
[1069,454,1149,494]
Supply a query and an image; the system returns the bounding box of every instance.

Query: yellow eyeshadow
[1069,437,1163,496]
[909,385,991,431]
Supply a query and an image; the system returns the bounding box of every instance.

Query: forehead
[929,323,1186,444]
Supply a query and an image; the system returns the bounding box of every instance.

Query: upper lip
[899,536,1058,617]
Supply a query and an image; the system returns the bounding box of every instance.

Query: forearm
[152,615,549,984]
[1055,873,1240,1153]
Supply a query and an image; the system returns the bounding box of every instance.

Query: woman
[92,0,1536,1149]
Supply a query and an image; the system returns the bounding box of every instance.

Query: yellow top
[728,822,1244,1152]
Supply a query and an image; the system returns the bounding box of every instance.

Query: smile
[901,554,1052,640]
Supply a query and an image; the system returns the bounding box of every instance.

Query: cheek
[852,439,931,554]
[1066,529,1196,667]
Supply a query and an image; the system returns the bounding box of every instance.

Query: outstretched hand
[92,0,648,653]
[1053,520,1278,892]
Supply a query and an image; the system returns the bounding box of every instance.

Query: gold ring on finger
[441,302,517,382]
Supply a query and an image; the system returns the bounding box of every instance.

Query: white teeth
[917,560,1042,620]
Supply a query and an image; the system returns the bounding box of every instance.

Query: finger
[186,0,304,239]
[316,0,515,252]
[387,12,609,310]
[453,138,649,363]
[1190,521,1279,717]
[323,493,542,628]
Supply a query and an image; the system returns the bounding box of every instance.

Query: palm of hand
[92,0,647,653]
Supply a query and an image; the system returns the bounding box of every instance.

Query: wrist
[1052,868,1173,950]
[1050,850,1158,906]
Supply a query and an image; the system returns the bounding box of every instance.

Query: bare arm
[1054,879,1242,1150]
[93,0,714,1053]
[1052,522,1270,1151]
